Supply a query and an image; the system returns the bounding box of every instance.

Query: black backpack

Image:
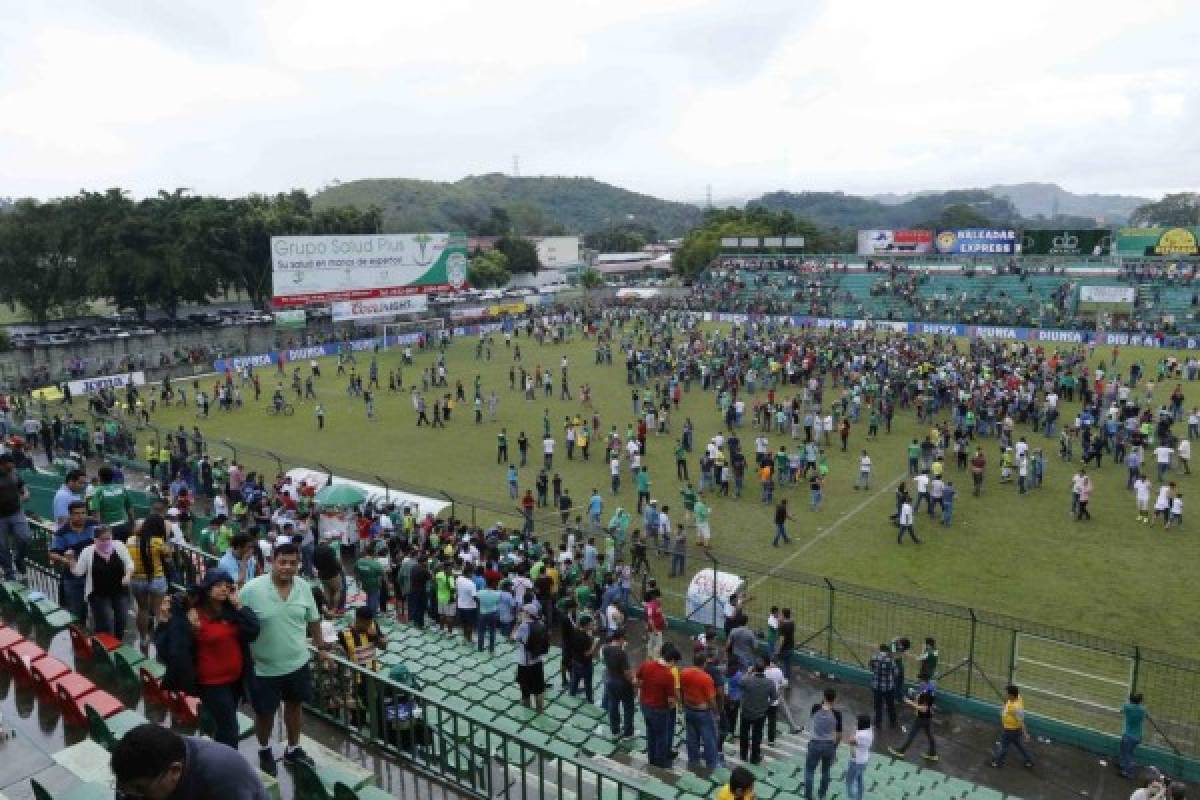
[525,619,549,658]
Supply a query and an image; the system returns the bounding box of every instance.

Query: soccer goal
[380,317,446,350]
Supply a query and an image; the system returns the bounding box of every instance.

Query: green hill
[312,174,705,238]
[748,189,1024,229]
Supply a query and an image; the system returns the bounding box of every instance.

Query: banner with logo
[1021,229,1112,256]
[1079,286,1135,305]
[331,295,428,322]
[271,232,469,307]
[934,229,1018,254]
[1116,227,1200,257]
[487,302,527,317]
[857,229,934,255]
[67,371,146,396]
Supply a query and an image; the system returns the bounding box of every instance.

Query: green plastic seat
[31,779,112,800]
[86,705,150,750]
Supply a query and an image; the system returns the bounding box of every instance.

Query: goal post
[380,317,446,349]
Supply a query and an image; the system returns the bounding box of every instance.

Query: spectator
[0,452,31,581]
[738,658,777,765]
[716,765,756,800]
[49,500,95,624]
[111,723,268,800]
[68,525,133,640]
[1119,693,1146,779]
[156,570,260,749]
[990,684,1034,768]
[806,687,842,800]
[869,642,898,728]
[240,542,331,776]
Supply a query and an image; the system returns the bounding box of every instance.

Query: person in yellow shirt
[127,513,173,654]
[716,765,755,800]
[991,684,1034,768]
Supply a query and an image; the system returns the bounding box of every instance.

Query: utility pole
[706,184,713,209]
[513,155,520,177]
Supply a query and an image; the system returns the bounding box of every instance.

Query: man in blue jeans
[636,642,680,768]
[49,501,95,624]
[806,687,843,800]
[1119,693,1145,778]
[601,632,636,738]
[0,454,31,581]
[680,656,722,769]
[772,499,792,547]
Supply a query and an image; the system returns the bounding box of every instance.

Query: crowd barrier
[705,312,1200,349]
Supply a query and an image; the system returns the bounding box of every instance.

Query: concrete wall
[0,321,340,391]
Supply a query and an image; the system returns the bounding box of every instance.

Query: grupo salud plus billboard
[934,229,1018,255]
[271,233,469,307]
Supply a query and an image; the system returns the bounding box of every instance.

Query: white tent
[616,287,661,299]
[285,468,451,519]
[685,568,745,627]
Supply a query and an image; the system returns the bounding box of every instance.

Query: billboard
[719,237,739,248]
[783,235,806,248]
[738,237,760,248]
[762,236,783,247]
[331,295,428,322]
[1079,286,1135,305]
[1021,229,1111,256]
[1116,227,1200,257]
[935,229,1018,254]
[271,233,469,307]
[67,371,146,397]
[857,229,934,255]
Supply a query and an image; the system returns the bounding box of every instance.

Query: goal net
[380,317,446,350]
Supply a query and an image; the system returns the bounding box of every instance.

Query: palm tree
[579,267,604,308]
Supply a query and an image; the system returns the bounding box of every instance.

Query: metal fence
[651,551,1200,770]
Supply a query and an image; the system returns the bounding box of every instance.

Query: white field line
[748,472,907,591]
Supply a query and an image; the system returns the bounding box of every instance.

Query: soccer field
[132,326,1200,660]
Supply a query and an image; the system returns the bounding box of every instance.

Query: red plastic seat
[6,640,47,681]
[167,691,200,726]
[0,626,24,651]
[59,688,124,727]
[67,624,94,660]
[52,672,97,707]
[29,656,70,695]
[93,632,122,652]
[140,666,168,706]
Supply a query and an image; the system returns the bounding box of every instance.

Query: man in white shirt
[913,473,930,513]
[1154,443,1173,481]
[764,657,801,735]
[856,451,873,490]
[543,435,555,469]
[455,565,479,645]
[1178,438,1191,474]
[897,500,918,544]
[1135,476,1152,523]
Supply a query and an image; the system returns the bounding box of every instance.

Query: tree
[468,250,510,288]
[578,267,605,307]
[1131,193,1200,227]
[0,199,84,324]
[926,203,994,230]
[495,236,540,274]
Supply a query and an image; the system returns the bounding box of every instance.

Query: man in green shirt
[636,469,651,513]
[1119,693,1145,778]
[680,482,697,525]
[694,498,712,546]
[88,465,133,540]
[675,443,689,481]
[355,544,387,615]
[240,542,331,776]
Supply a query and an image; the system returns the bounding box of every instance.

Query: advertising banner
[331,295,428,322]
[857,229,934,255]
[1116,227,1200,257]
[1079,286,1136,305]
[271,233,469,307]
[783,235,806,248]
[762,236,783,247]
[738,237,760,248]
[67,371,146,396]
[273,310,306,329]
[1020,229,1111,256]
[934,229,1018,254]
[487,302,527,317]
[719,237,740,248]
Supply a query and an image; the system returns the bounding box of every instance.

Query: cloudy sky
[2,0,1197,203]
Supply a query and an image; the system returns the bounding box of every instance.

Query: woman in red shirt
[156,569,260,749]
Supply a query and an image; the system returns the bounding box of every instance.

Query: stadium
[1,4,1199,800]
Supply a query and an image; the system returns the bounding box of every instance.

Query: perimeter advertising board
[331,295,429,322]
[857,229,934,255]
[1021,229,1111,256]
[1116,227,1200,257]
[271,233,469,307]
[935,229,1018,254]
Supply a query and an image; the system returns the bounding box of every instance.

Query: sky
[1,0,1198,204]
